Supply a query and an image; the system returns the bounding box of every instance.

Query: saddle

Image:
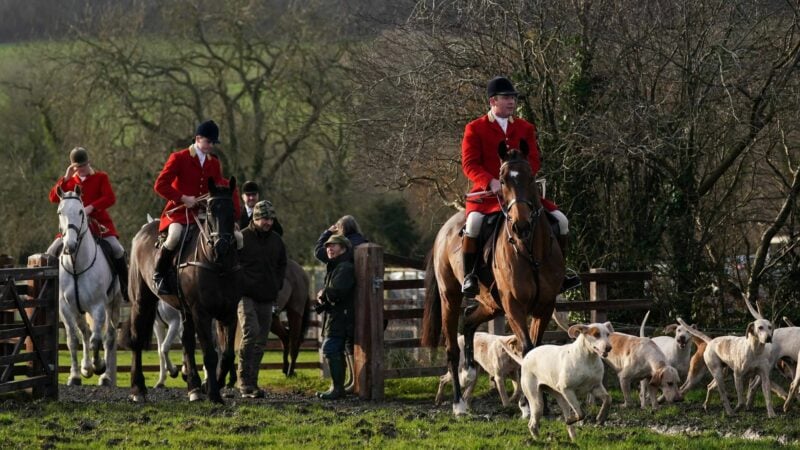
[96,238,119,296]
[464,211,561,290]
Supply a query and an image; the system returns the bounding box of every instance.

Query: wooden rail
[353,245,653,400]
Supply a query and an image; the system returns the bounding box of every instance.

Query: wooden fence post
[354,244,385,401]
[589,268,607,324]
[26,253,58,399]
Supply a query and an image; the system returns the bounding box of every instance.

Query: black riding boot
[461,235,479,298]
[153,247,176,295]
[317,354,345,400]
[112,255,130,302]
[556,235,582,292]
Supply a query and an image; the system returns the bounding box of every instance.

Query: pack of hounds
[437,295,800,442]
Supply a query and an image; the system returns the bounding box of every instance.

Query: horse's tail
[420,251,442,348]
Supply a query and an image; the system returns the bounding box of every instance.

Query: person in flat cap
[314,233,355,400]
[238,180,284,236]
[236,200,286,398]
[460,76,580,298]
[152,119,241,295]
[47,147,130,301]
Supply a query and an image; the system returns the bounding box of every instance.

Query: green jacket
[321,255,355,338]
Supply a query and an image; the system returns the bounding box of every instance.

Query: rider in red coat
[47,147,129,300]
[461,77,579,297]
[152,120,241,295]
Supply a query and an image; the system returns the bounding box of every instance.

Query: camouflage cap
[324,234,351,249]
[252,200,276,220]
[69,147,90,166]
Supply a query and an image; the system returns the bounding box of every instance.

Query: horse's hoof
[129,394,146,403]
[67,377,82,386]
[210,394,225,404]
[453,400,469,416]
[94,361,107,376]
[154,382,165,389]
[189,390,203,402]
[98,377,113,387]
[169,368,180,379]
[81,368,93,378]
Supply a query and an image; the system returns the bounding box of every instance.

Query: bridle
[183,194,238,275]
[59,195,98,276]
[498,159,545,266]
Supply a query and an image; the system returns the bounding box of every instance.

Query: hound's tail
[677,318,711,343]
[640,310,651,338]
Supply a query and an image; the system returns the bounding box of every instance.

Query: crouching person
[315,234,356,400]
[237,200,287,398]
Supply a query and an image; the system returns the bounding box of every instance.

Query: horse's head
[56,186,87,255]
[498,140,541,240]
[205,177,237,265]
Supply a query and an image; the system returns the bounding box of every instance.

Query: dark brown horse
[271,259,313,377]
[421,142,565,415]
[127,178,240,403]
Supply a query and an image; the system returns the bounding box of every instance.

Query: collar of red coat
[487,110,515,123]
[188,143,218,160]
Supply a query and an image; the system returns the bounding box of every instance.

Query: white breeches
[164,223,243,250]
[466,209,568,237]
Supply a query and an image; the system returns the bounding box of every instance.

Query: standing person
[313,215,368,393]
[238,180,284,236]
[47,147,129,301]
[461,76,580,298]
[237,200,287,398]
[314,234,356,400]
[152,119,241,295]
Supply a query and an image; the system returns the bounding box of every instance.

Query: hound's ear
[746,322,755,336]
[498,141,509,161]
[604,321,614,334]
[664,324,678,335]
[650,368,663,387]
[519,139,529,157]
[57,186,64,199]
[568,324,585,339]
[208,177,217,193]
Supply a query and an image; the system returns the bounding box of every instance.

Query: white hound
[677,316,776,418]
[639,311,707,397]
[435,332,521,407]
[501,322,614,442]
[604,331,682,409]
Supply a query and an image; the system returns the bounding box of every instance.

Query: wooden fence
[352,244,653,400]
[0,254,59,399]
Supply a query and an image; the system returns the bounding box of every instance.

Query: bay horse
[56,187,122,386]
[271,259,313,377]
[127,178,240,403]
[421,141,565,415]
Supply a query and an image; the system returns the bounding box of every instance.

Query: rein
[177,197,240,276]
[59,195,98,315]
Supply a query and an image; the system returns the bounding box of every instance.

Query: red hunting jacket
[48,169,119,238]
[154,145,241,232]
[462,111,557,215]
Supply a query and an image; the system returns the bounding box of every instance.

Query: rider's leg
[104,236,130,302]
[550,210,581,292]
[462,212,484,298]
[153,223,182,295]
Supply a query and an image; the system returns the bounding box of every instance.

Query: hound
[677,316,776,417]
[435,332,521,407]
[501,322,614,442]
[639,311,708,397]
[603,331,682,409]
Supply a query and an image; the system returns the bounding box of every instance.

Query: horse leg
[528,308,555,348]
[98,299,119,387]
[195,314,222,403]
[181,313,204,401]
[154,318,169,388]
[441,285,468,415]
[76,313,94,378]
[462,302,501,390]
[270,312,291,376]
[129,286,158,402]
[287,309,305,377]
[87,305,108,377]
[215,318,237,395]
[59,301,83,386]
[502,296,534,355]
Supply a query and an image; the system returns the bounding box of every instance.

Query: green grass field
[2,348,799,449]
